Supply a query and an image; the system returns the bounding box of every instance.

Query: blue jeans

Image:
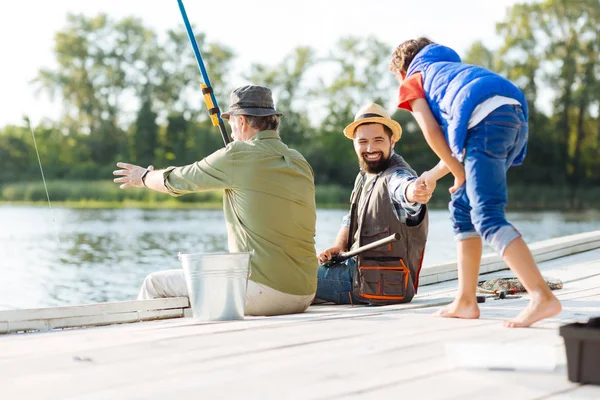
[450,104,528,255]
[315,257,365,305]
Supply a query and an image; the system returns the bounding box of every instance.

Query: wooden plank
[0,309,594,399]
[543,385,600,399]
[337,367,581,400]
[478,241,600,276]
[0,308,185,334]
[0,290,576,378]
[0,314,577,400]
[0,317,517,397]
[420,232,600,286]
[0,314,499,377]
[0,297,189,322]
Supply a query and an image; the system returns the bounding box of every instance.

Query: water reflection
[0,206,599,309]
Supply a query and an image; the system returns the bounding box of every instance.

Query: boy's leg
[434,185,481,319]
[315,258,363,305]
[467,105,561,327]
[502,238,561,327]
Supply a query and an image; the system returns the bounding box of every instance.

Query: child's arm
[409,98,465,193]
[427,160,450,180]
[416,161,447,194]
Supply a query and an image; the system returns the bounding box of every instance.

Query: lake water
[1,205,599,310]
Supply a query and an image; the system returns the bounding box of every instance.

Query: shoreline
[2,181,600,211]
[2,200,600,212]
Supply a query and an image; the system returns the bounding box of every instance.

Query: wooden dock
[1,231,600,399]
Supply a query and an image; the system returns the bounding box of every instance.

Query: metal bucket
[179,251,252,321]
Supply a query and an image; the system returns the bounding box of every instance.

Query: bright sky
[0,0,523,127]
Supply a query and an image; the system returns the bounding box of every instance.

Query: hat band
[230,103,275,110]
[358,112,384,119]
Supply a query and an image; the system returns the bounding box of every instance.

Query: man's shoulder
[285,146,307,160]
[387,154,416,175]
[352,171,365,187]
[217,139,265,158]
[279,143,313,168]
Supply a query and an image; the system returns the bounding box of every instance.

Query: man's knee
[315,259,355,304]
[142,271,163,289]
[137,269,187,300]
[317,264,329,280]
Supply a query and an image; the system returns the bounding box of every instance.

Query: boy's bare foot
[433,298,480,319]
[504,293,562,328]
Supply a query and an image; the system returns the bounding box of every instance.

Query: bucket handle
[177,250,254,279]
[246,250,255,279]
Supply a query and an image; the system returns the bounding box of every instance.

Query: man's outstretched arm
[113,162,169,193]
[389,170,432,219]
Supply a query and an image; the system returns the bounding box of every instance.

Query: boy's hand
[408,172,436,204]
[418,171,437,192]
[449,164,466,194]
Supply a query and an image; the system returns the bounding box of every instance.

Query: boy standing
[390,38,561,327]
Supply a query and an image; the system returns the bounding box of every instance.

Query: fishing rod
[176,0,231,145]
[322,233,401,266]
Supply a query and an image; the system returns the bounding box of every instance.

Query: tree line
[0,0,598,208]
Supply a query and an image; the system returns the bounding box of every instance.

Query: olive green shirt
[163,130,317,296]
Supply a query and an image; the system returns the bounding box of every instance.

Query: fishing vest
[348,154,428,305]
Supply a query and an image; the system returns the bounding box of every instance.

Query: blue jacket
[406,44,528,163]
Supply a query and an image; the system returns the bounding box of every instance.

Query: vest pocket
[358,260,411,302]
[382,272,406,296]
[360,226,393,252]
[359,269,381,296]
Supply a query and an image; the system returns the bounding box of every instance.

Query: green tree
[133,85,159,166]
[463,41,497,70]
[495,0,600,193]
[322,36,396,113]
[0,126,33,183]
[246,46,316,150]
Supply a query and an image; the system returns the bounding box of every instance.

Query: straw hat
[343,103,402,142]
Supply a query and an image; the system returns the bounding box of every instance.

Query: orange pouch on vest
[357,259,412,302]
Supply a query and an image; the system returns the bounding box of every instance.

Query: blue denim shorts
[449,104,528,255]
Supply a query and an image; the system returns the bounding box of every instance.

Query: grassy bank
[1,180,599,210]
[0,181,353,209]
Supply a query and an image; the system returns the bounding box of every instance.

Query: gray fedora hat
[221,85,283,119]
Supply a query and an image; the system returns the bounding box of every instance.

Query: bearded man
[315,103,432,305]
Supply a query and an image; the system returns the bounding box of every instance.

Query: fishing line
[26,117,60,245]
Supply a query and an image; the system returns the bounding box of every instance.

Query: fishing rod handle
[323,233,401,266]
[177,0,231,145]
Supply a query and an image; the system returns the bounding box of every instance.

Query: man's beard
[358,152,391,174]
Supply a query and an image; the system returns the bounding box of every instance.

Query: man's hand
[113,162,151,189]
[407,173,436,204]
[318,245,345,264]
[449,164,465,194]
